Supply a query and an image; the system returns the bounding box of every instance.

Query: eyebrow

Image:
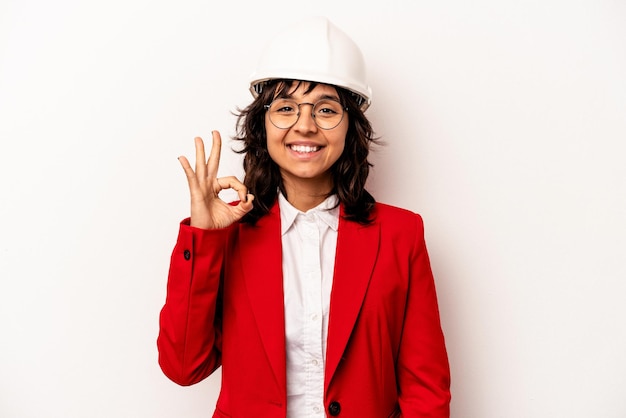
[276,92,341,102]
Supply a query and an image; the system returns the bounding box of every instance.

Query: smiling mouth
[288,144,322,153]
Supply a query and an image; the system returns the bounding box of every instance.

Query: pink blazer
[158,201,451,417]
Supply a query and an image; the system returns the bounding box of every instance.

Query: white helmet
[249,16,372,111]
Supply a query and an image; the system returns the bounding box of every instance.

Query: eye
[271,99,298,114]
[318,106,337,114]
[315,100,342,116]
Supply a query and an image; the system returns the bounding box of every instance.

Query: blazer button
[183,249,191,260]
[328,401,341,416]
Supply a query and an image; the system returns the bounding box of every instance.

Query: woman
[158,17,451,417]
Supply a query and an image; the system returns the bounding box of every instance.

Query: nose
[293,103,318,133]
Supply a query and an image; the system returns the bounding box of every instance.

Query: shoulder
[368,202,428,255]
[372,202,424,227]
[370,202,426,246]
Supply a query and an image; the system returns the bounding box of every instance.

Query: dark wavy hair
[234,79,378,225]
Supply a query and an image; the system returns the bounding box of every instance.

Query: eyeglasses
[264,98,347,130]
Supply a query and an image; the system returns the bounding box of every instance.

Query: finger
[194,136,207,181]
[214,176,246,196]
[237,187,249,204]
[206,131,222,180]
[234,193,255,215]
[178,156,199,190]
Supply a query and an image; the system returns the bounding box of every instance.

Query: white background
[1,1,625,417]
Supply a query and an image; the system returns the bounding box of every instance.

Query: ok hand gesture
[178,131,254,229]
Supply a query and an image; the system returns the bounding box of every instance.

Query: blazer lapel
[325,209,380,391]
[238,202,286,393]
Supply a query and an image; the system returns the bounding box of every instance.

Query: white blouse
[278,193,339,417]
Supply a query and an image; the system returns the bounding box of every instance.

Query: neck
[282,177,333,212]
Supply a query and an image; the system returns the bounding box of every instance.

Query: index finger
[206,131,222,179]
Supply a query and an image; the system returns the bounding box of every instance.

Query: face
[265,82,348,193]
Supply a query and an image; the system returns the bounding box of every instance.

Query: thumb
[236,193,255,214]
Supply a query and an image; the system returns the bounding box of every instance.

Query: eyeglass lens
[267,99,345,130]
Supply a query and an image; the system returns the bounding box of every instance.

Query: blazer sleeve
[397,214,451,417]
[157,219,230,386]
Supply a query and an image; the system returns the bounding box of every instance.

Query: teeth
[290,145,320,153]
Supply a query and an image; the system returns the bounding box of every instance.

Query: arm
[397,214,451,417]
[158,132,254,385]
[157,221,230,385]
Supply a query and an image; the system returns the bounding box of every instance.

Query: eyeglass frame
[263,98,349,130]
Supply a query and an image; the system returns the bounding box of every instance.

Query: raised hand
[178,131,254,229]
